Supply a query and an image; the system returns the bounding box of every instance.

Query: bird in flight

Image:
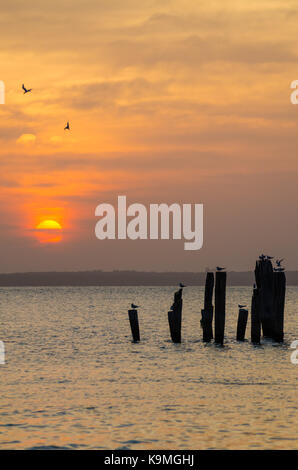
[179,282,186,288]
[131,303,139,309]
[238,304,247,309]
[22,84,32,94]
[64,121,70,130]
[276,258,284,267]
[216,266,226,271]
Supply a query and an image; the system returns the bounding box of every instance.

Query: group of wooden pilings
[127,258,286,345]
[253,259,286,343]
[200,271,227,345]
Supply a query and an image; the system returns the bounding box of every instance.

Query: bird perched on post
[64,121,70,130]
[131,303,139,309]
[216,266,225,271]
[22,84,32,94]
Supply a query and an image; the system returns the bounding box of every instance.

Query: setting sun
[36,220,62,230]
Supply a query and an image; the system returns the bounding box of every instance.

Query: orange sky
[0,0,298,272]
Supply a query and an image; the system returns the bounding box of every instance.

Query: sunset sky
[0,0,297,272]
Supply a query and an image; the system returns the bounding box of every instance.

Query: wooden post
[168,288,183,343]
[236,308,248,341]
[273,271,286,343]
[251,287,261,345]
[201,272,214,342]
[255,259,274,338]
[214,271,226,345]
[128,309,140,342]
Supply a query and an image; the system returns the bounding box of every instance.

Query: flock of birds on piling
[22,83,70,131]
[130,256,285,311]
[259,253,285,271]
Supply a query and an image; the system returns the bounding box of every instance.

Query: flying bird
[22,84,32,94]
[131,303,139,309]
[276,259,284,267]
[216,266,226,271]
[238,304,247,309]
[64,121,70,130]
[179,282,186,288]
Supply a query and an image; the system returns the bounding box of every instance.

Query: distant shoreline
[0,270,298,286]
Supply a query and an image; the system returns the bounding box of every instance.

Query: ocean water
[0,286,297,450]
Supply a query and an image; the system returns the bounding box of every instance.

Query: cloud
[49,136,63,145]
[62,78,171,110]
[16,133,36,144]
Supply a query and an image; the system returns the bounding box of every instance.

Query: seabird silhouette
[22,84,32,94]
[276,259,284,267]
[216,266,225,271]
[131,303,139,309]
[64,121,70,130]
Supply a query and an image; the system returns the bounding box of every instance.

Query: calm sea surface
[0,286,297,450]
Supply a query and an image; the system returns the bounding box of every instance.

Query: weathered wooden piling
[273,271,286,342]
[128,309,140,342]
[214,271,226,345]
[251,287,261,344]
[168,288,183,343]
[236,308,248,341]
[201,272,214,342]
[255,259,274,338]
